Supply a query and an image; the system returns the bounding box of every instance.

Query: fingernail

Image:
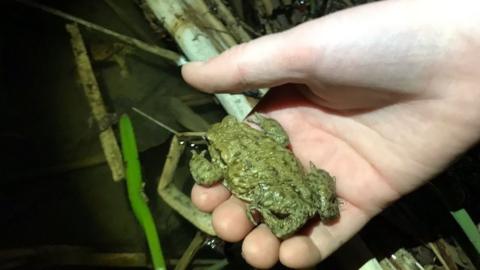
[182,61,205,68]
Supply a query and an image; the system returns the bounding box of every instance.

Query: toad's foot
[306,162,340,221]
[246,186,314,239]
[247,113,290,147]
[189,150,224,186]
[247,203,311,239]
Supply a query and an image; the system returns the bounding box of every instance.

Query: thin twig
[211,0,251,43]
[131,107,179,136]
[428,242,452,270]
[15,0,187,65]
[174,232,207,270]
[0,246,147,268]
[103,0,155,43]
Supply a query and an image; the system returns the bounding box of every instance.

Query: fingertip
[181,61,204,75]
[181,61,205,69]
[191,183,230,212]
[212,197,253,242]
[279,236,322,268]
[181,61,210,90]
[242,225,280,269]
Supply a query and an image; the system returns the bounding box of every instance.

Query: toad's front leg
[306,163,340,221]
[247,113,290,147]
[189,150,224,186]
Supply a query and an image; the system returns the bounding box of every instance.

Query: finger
[191,183,230,212]
[279,201,370,268]
[242,224,280,269]
[211,196,254,242]
[181,28,315,93]
[279,235,321,268]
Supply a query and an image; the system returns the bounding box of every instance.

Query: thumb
[181,28,315,93]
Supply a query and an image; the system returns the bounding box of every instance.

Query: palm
[252,85,414,262]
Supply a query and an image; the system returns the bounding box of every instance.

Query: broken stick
[66,23,124,182]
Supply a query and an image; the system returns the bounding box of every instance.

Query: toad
[189,114,339,238]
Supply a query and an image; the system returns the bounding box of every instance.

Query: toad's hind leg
[248,113,290,147]
[306,162,340,221]
[246,187,312,239]
[247,202,310,239]
[189,150,224,186]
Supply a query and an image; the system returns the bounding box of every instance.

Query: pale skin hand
[182,0,480,268]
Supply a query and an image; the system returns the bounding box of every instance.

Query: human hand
[182,0,480,268]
